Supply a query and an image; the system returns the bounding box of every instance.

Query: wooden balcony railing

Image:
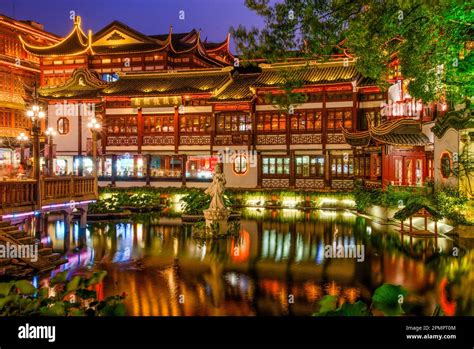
[0,176,97,214]
[42,176,96,201]
[0,180,36,208]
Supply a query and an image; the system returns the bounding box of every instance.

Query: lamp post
[16,132,28,166]
[26,85,46,206]
[45,127,57,176]
[87,118,101,197]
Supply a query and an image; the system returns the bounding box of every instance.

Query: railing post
[70,176,75,201]
[37,176,43,210]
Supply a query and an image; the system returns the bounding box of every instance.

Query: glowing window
[233,155,248,174]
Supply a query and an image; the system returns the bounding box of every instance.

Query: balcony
[0,176,97,215]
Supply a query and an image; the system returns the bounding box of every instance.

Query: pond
[31,209,472,316]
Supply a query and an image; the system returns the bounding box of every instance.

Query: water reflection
[33,209,471,316]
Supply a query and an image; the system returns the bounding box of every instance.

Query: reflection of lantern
[231,230,250,263]
[95,282,104,301]
[304,282,322,302]
[325,281,341,296]
[439,278,456,316]
[343,287,360,303]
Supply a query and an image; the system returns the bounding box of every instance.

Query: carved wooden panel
[214,134,251,145]
[214,135,232,145]
[143,135,175,146]
[327,134,346,144]
[295,178,325,189]
[291,134,322,144]
[180,135,211,145]
[331,179,354,189]
[262,178,290,188]
[106,136,138,146]
[257,134,286,145]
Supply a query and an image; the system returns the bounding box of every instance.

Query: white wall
[47,103,96,156]
[223,161,258,189]
[434,128,459,188]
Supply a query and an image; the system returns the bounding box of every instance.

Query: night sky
[0,0,265,53]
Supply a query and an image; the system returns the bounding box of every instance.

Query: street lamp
[87,118,101,196]
[16,132,29,166]
[26,101,46,180]
[45,127,57,176]
[25,84,46,207]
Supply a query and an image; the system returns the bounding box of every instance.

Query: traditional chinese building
[342,72,436,189]
[21,16,438,191]
[0,14,58,175]
[19,16,234,87]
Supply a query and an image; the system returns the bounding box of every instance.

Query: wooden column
[174,106,179,154]
[325,150,331,188]
[146,154,151,186]
[210,108,216,154]
[77,104,83,176]
[289,150,295,188]
[257,152,262,188]
[352,87,358,132]
[251,102,257,152]
[322,88,329,188]
[111,154,117,187]
[137,107,143,154]
[181,154,187,188]
[322,87,327,151]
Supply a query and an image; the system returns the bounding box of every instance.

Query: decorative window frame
[440,152,452,179]
[57,117,70,135]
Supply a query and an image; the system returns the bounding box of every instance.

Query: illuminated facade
[20,16,439,190]
[0,14,58,174]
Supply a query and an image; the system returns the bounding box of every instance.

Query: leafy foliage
[181,190,211,215]
[181,189,235,215]
[232,0,473,104]
[313,283,407,316]
[354,182,471,224]
[434,186,470,224]
[0,271,125,316]
[372,284,408,316]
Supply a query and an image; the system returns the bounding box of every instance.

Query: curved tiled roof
[21,16,233,64]
[343,118,430,147]
[209,73,258,102]
[39,69,108,99]
[254,61,361,87]
[100,67,233,97]
[20,16,89,57]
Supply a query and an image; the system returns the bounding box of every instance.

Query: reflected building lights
[35,210,462,316]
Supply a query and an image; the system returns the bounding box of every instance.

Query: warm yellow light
[38,111,46,118]
[45,127,56,136]
[26,110,34,117]
[17,132,28,141]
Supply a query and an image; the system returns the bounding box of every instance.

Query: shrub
[0,271,125,316]
[435,186,470,225]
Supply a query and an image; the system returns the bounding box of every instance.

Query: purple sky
[0,0,266,53]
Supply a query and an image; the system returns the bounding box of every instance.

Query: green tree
[231,0,473,104]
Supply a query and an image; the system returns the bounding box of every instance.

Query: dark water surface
[29,209,472,316]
